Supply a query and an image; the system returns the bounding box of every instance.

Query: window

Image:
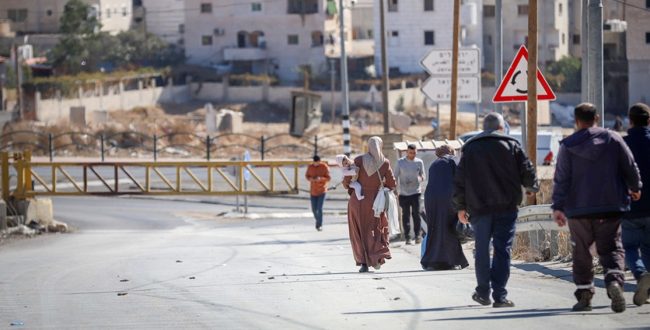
[388,0,398,12]
[647,0,650,8]
[288,34,299,45]
[646,32,650,44]
[424,0,434,11]
[8,9,28,22]
[367,30,373,39]
[46,9,53,16]
[573,34,580,45]
[388,30,400,46]
[311,31,323,46]
[424,30,435,45]
[106,7,111,18]
[485,35,493,46]
[178,24,185,34]
[122,5,128,16]
[484,5,495,17]
[288,0,318,14]
[517,5,528,16]
[558,3,563,15]
[252,3,262,11]
[133,0,143,6]
[562,33,566,45]
[200,3,212,13]
[202,35,213,45]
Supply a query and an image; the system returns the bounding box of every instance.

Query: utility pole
[330,58,336,127]
[338,0,351,156]
[581,0,590,105]
[12,44,23,120]
[450,0,460,139]
[379,0,390,133]
[495,0,503,114]
[588,0,604,126]
[527,0,538,204]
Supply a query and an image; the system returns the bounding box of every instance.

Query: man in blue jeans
[622,103,650,306]
[454,113,539,308]
[305,155,330,231]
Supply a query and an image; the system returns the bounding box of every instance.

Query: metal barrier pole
[48,133,53,162]
[1,152,9,203]
[153,134,158,162]
[100,134,105,162]
[206,135,211,161]
[260,136,265,160]
[24,150,32,193]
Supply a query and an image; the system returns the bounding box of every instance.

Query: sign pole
[527,0,538,205]
[450,0,460,139]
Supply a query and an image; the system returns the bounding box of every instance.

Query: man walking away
[622,103,650,306]
[454,113,539,308]
[394,144,425,245]
[552,103,642,313]
[306,155,331,231]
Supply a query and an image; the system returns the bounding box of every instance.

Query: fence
[0,131,426,161]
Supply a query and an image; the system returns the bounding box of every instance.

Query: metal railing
[0,131,365,161]
[2,151,311,200]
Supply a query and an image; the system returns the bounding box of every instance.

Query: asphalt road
[0,197,649,329]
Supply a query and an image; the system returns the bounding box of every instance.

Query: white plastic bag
[384,188,400,236]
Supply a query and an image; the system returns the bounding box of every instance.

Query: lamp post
[338,0,351,156]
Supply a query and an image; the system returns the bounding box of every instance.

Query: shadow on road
[427,306,612,321]
[343,305,479,315]
[514,263,636,292]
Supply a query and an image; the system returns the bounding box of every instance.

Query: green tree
[544,56,581,93]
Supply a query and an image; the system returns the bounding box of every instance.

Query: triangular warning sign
[493,45,556,103]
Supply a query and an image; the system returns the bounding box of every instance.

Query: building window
[288,0,318,14]
[388,0,398,12]
[288,34,299,45]
[388,30,400,46]
[252,3,262,11]
[486,35,493,46]
[179,24,185,34]
[647,0,650,8]
[424,30,435,45]
[573,34,580,45]
[517,5,528,16]
[424,0,434,11]
[202,35,213,45]
[484,5,495,17]
[311,31,324,46]
[559,3,563,15]
[200,3,212,13]
[122,5,128,16]
[106,7,111,18]
[646,32,650,44]
[8,9,28,22]
[562,33,566,45]
[46,9,53,16]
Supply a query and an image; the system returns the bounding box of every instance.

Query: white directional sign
[420,48,481,75]
[421,76,480,103]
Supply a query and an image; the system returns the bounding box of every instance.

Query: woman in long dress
[421,145,469,270]
[343,136,397,273]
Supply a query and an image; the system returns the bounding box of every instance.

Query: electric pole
[379,0,390,133]
[588,0,604,126]
[495,0,503,114]
[450,0,460,139]
[527,0,538,204]
[338,0,351,156]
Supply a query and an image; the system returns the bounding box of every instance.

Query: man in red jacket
[306,155,330,231]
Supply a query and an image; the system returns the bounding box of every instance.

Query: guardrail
[0,131,372,161]
[2,151,311,200]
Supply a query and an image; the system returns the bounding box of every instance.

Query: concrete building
[132,0,185,46]
[627,0,650,105]
[568,0,627,59]
[0,0,132,35]
[373,0,483,75]
[184,0,351,83]
[483,0,569,72]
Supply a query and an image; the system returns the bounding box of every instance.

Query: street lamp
[338,0,351,156]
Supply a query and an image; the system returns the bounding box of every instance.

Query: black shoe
[316,226,322,231]
[607,282,626,313]
[493,300,515,308]
[472,292,491,306]
[572,290,593,312]
[634,273,650,307]
[359,264,369,273]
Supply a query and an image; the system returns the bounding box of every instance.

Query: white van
[457,130,562,165]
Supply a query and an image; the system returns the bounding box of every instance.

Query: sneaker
[406,239,414,245]
[415,236,422,244]
[606,282,626,313]
[572,290,593,312]
[472,292,491,306]
[316,226,322,231]
[493,300,515,308]
[633,273,650,307]
[359,264,369,273]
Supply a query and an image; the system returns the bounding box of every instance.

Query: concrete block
[216,109,244,134]
[70,106,86,126]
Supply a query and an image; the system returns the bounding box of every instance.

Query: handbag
[454,221,474,244]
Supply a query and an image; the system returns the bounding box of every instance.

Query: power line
[610,0,650,13]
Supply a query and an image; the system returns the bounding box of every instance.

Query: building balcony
[224,47,269,61]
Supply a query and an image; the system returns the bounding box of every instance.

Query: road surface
[0,197,648,329]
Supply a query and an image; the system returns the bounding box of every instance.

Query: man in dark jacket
[552,103,642,313]
[622,103,650,306]
[454,113,539,308]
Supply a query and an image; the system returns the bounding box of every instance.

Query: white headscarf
[363,136,385,176]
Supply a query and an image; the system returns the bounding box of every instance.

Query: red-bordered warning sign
[493,45,556,103]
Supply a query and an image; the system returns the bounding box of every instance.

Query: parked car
[457,130,562,165]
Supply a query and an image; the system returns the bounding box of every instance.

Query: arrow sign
[420,48,481,75]
[421,76,480,103]
[493,45,556,103]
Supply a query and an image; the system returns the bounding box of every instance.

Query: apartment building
[373,0,483,75]
[132,0,185,46]
[627,0,650,105]
[184,0,350,83]
[0,0,132,35]
[568,0,627,60]
[483,0,569,72]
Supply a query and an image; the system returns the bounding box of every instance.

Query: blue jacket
[623,127,650,218]
[552,127,642,218]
